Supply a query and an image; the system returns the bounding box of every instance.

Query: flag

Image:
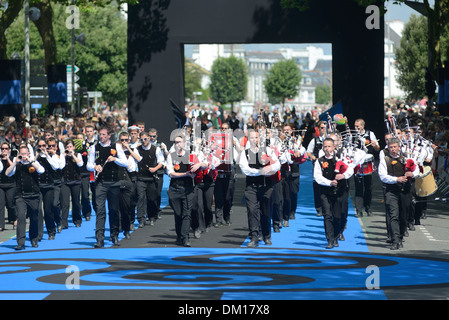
[169,98,186,128]
[319,101,343,121]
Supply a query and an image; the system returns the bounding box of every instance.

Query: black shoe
[183,239,191,247]
[14,244,25,251]
[85,216,91,221]
[112,236,120,246]
[390,242,400,250]
[333,238,339,247]
[123,231,131,240]
[326,241,334,249]
[355,211,363,217]
[264,238,272,245]
[94,240,104,248]
[273,225,280,233]
[31,240,38,248]
[408,223,415,231]
[48,234,55,240]
[138,220,145,228]
[339,233,345,241]
[247,239,258,248]
[57,224,62,233]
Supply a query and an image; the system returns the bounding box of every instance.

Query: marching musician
[213,122,237,228]
[35,139,60,240]
[148,128,168,219]
[313,137,353,249]
[5,145,45,250]
[378,137,419,250]
[46,136,65,232]
[0,142,16,232]
[60,139,84,229]
[267,126,285,232]
[81,125,97,219]
[306,120,327,216]
[239,129,280,247]
[282,124,307,223]
[86,126,129,248]
[191,130,218,238]
[353,118,380,217]
[117,131,138,240]
[166,132,196,247]
[134,131,165,228]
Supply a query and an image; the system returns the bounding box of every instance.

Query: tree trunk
[0,0,24,59]
[32,0,57,72]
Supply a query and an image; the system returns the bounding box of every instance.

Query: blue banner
[0,80,21,105]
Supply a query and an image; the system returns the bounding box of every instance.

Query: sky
[184,1,426,58]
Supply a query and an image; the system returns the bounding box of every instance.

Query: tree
[395,14,428,99]
[315,84,331,105]
[209,56,248,111]
[184,58,206,101]
[5,2,131,104]
[264,59,302,109]
[281,0,449,82]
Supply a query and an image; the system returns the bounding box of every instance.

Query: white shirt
[313,154,353,187]
[378,153,420,184]
[239,146,281,177]
[86,141,128,172]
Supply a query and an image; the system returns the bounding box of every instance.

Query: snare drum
[415,166,438,197]
[355,154,376,176]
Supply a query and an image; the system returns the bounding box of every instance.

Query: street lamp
[24,0,40,119]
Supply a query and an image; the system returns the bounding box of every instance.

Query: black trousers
[40,186,56,237]
[384,185,412,243]
[245,183,273,240]
[168,183,194,241]
[136,178,159,223]
[271,179,283,227]
[61,181,82,227]
[0,184,16,229]
[214,174,235,224]
[192,181,214,232]
[289,174,300,216]
[156,174,164,216]
[94,181,121,241]
[52,180,62,226]
[80,174,92,219]
[15,195,40,246]
[320,189,348,241]
[354,174,373,213]
[119,180,134,233]
[313,180,323,214]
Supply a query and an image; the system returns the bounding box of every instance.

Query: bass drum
[415,166,438,197]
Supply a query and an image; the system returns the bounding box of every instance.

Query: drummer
[413,128,435,224]
[353,118,380,217]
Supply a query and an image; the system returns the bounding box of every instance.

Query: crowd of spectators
[0,102,129,147]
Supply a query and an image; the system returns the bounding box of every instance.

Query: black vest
[95,143,120,182]
[318,156,348,195]
[0,158,15,185]
[36,156,55,187]
[137,145,158,181]
[62,155,81,182]
[169,151,193,188]
[15,163,40,196]
[245,148,272,186]
[313,137,324,158]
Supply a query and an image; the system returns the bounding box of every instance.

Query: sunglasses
[1,147,9,150]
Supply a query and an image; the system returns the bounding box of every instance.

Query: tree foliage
[395,14,449,99]
[264,59,301,107]
[5,1,131,103]
[209,56,248,107]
